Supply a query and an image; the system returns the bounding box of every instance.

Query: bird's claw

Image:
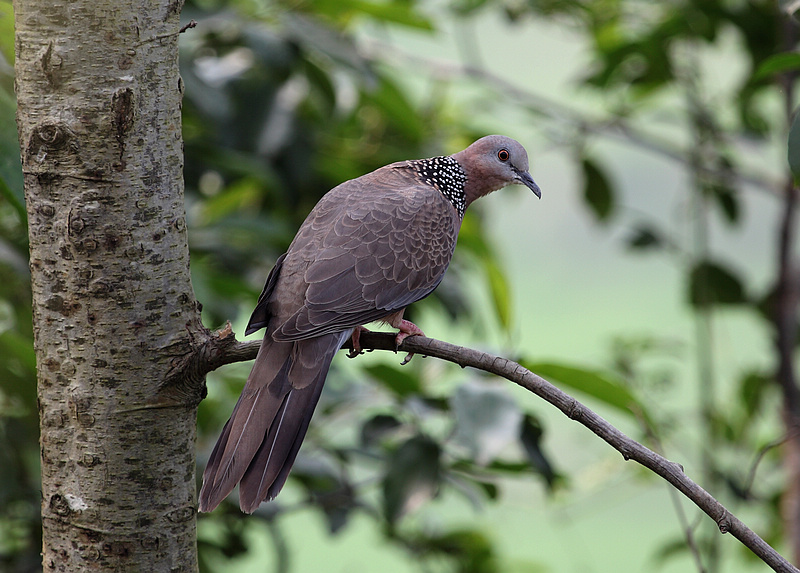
[394,319,424,366]
[347,325,370,358]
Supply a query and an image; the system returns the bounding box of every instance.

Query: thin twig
[201,329,798,572]
[180,20,198,34]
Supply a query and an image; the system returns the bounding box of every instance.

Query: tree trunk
[15,0,203,570]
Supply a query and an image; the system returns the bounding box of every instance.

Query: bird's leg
[347,325,370,358]
[387,311,425,365]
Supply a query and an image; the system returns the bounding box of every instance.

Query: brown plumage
[199,135,541,513]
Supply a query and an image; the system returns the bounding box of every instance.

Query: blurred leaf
[364,363,422,397]
[485,258,512,332]
[522,361,652,424]
[366,76,425,140]
[450,0,491,16]
[197,178,264,224]
[383,435,441,525]
[626,225,662,250]
[789,108,800,181]
[581,158,615,222]
[0,1,13,66]
[283,14,375,82]
[456,211,492,257]
[519,415,559,488]
[414,529,498,573]
[292,461,357,534]
[473,479,498,501]
[451,380,522,465]
[709,183,739,224]
[484,462,530,477]
[0,175,24,224]
[310,0,434,30]
[653,536,691,564]
[754,52,800,80]
[360,413,402,447]
[0,86,24,223]
[445,473,494,510]
[739,371,771,420]
[688,260,747,307]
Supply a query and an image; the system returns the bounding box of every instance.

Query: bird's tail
[198,329,349,513]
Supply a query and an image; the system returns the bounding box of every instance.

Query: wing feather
[259,164,460,342]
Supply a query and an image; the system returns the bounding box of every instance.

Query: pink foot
[394,319,424,346]
[394,319,424,365]
[347,325,370,358]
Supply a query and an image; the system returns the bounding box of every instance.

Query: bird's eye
[497,149,510,162]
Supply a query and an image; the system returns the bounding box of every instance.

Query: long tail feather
[199,330,349,513]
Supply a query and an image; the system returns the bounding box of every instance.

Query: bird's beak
[515,169,542,199]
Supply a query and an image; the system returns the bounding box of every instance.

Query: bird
[198,135,541,513]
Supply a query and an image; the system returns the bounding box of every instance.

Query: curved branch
[203,330,798,572]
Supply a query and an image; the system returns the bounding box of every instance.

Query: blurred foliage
[2,0,800,571]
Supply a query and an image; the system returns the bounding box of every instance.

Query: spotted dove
[199,135,541,513]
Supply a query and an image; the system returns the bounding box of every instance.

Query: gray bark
[15,0,203,570]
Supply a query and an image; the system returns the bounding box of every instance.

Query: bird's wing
[251,165,461,341]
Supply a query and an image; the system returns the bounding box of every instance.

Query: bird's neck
[406,156,468,217]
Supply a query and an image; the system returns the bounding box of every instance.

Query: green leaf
[451,380,522,465]
[0,174,25,224]
[485,258,511,332]
[360,413,402,447]
[709,183,739,224]
[754,53,800,80]
[363,363,421,397]
[0,86,25,223]
[789,108,800,181]
[383,435,441,525]
[626,225,662,250]
[309,0,434,30]
[739,371,771,419]
[581,158,615,222]
[688,260,746,307]
[519,414,559,488]
[413,529,497,572]
[0,2,13,66]
[521,361,652,424]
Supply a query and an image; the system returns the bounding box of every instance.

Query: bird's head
[453,135,541,208]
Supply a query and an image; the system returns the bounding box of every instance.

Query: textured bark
[15,0,203,571]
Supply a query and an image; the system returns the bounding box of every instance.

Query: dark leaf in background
[363,363,422,398]
[0,86,24,223]
[754,52,800,80]
[519,414,560,488]
[688,260,747,307]
[484,258,512,332]
[739,371,772,420]
[361,413,403,448]
[383,435,441,525]
[290,459,358,534]
[581,157,615,222]
[444,473,496,510]
[414,528,498,573]
[708,183,739,224]
[451,380,522,465]
[522,361,652,424]
[626,225,662,251]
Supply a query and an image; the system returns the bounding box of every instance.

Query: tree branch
[202,329,797,572]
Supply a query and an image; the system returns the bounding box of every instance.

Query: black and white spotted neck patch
[408,156,468,217]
